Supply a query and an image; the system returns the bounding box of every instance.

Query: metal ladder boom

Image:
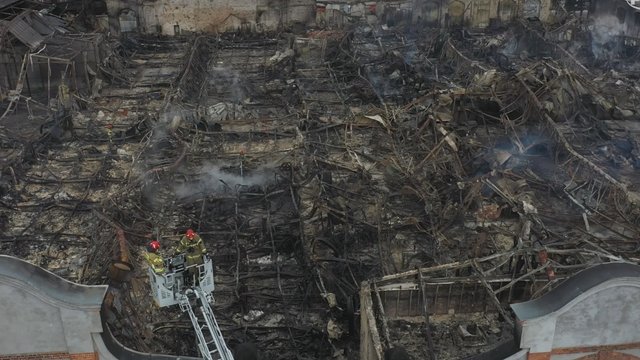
[194,287,234,360]
[179,288,234,360]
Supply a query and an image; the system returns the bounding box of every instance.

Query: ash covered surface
[2,7,640,360]
[388,313,512,360]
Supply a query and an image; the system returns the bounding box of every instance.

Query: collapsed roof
[1,1,640,359]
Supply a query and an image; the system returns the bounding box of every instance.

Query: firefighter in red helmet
[177,229,207,267]
[144,240,165,274]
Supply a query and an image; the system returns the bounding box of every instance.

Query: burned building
[2,0,640,359]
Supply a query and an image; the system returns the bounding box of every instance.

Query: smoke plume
[173,163,275,199]
[590,15,626,60]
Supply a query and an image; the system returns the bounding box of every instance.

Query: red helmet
[147,240,160,252]
[186,229,196,240]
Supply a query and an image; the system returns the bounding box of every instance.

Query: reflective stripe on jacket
[144,252,165,274]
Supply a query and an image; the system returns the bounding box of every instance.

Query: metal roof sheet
[30,14,56,36]
[0,255,108,309]
[511,262,640,321]
[8,16,44,49]
[5,11,67,50]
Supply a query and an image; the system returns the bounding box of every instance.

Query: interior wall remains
[103,0,638,34]
[316,0,556,29]
[106,0,315,35]
[0,40,102,105]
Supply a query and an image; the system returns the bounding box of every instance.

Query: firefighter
[144,240,165,274]
[176,229,207,266]
[176,229,207,286]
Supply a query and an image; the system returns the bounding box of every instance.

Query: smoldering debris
[173,164,277,199]
[590,15,627,60]
[3,7,640,360]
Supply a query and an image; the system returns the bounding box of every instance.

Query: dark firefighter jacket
[176,234,207,266]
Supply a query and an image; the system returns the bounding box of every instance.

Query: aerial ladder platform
[147,253,234,360]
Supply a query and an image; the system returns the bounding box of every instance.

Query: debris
[268,49,295,65]
[458,324,479,339]
[243,310,265,322]
[2,5,640,360]
[327,319,345,340]
[321,292,338,308]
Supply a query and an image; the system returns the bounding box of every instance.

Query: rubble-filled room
[2,0,640,359]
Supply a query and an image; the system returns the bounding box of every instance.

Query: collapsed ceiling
[2,1,640,359]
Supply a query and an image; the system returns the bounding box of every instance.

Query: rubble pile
[2,11,640,360]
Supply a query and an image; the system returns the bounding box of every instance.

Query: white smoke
[173,163,275,199]
[590,15,626,60]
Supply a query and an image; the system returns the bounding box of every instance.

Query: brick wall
[527,344,640,360]
[527,353,551,360]
[575,351,640,360]
[0,352,97,360]
[69,353,97,360]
